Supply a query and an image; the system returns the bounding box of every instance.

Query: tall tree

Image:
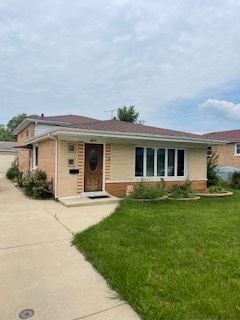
[117,105,139,123]
[6,113,39,135]
[0,124,14,141]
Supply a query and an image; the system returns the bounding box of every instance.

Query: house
[14,114,222,198]
[0,141,17,173]
[203,130,240,168]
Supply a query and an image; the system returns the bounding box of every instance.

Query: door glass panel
[89,149,98,172]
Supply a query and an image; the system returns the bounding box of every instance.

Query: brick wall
[109,143,135,181]
[17,123,35,176]
[77,142,84,194]
[214,144,240,168]
[58,140,79,197]
[105,180,207,197]
[38,139,55,190]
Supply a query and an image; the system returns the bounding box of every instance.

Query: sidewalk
[0,175,140,320]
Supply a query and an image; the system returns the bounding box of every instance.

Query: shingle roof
[30,114,100,125]
[202,130,240,141]
[71,119,205,139]
[0,141,16,151]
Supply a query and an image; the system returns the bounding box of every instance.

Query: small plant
[131,181,166,199]
[207,185,225,194]
[230,171,240,189]
[207,148,220,187]
[6,159,19,181]
[170,181,195,199]
[21,170,53,199]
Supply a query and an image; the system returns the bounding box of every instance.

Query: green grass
[73,191,240,320]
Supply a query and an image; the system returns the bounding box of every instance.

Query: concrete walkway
[0,175,140,320]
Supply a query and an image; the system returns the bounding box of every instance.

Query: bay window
[135,147,186,178]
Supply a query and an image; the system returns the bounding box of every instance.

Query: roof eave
[27,127,227,145]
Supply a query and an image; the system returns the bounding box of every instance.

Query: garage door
[0,152,17,173]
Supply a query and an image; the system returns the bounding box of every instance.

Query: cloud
[199,99,240,121]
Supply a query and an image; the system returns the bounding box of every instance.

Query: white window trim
[134,146,188,181]
[234,143,240,156]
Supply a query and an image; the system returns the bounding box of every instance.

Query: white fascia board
[26,127,227,146]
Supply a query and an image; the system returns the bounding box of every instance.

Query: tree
[117,105,139,123]
[0,124,14,141]
[207,148,220,187]
[6,113,39,139]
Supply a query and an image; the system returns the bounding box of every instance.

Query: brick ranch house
[14,114,222,199]
[203,130,240,168]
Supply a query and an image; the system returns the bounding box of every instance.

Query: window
[157,149,165,176]
[146,148,154,176]
[135,147,144,177]
[235,144,240,155]
[26,130,29,138]
[135,147,186,178]
[68,159,75,166]
[33,145,38,168]
[68,144,75,152]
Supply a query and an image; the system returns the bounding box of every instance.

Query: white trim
[134,146,188,179]
[234,143,240,156]
[32,144,38,170]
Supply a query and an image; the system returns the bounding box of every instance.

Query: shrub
[170,181,195,199]
[131,181,166,199]
[21,170,53,199]
[207,149,220,187]
[207,185,225,194]
[230,171,240,189]
[6,159,19,181]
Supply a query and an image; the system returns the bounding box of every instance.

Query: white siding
[35,124,58,136]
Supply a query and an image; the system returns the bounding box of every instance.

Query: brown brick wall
[105,180,207,197]
[17,123,35,146]
[214,144,240,168]
[38,139,56,190]
[18,150,31,176]
[77,142,84,194]
[17,123,36,176]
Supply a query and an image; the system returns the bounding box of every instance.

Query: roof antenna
[104,109,117,119]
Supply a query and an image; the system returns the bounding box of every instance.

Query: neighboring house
[14,114,222,198]
[203,130,240,168]
[0,142,17,173]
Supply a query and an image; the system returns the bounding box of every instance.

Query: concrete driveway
[0,175,140,320]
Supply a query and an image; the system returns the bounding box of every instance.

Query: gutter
[48,133,58,199]
[27,126,227,146]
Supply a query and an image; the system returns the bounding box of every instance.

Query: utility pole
[104,109,117,119]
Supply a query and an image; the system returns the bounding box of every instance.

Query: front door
[84,144,103,192]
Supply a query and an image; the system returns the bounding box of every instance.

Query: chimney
[41,114,44,117]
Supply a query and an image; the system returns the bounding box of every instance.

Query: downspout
[48,133,58,199]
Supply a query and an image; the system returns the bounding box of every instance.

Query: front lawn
[73,192,240,320]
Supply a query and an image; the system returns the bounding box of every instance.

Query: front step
[58,195,120,207]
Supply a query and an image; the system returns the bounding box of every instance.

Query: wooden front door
[84,144,103,192]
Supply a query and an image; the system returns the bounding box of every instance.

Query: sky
[1,0,240,134]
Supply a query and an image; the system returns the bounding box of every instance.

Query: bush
[207,149,220,187]
[230,171,240,189]
[170,181,195,199]
[21,170,53,199]
[207,185,225,194]
[131,181,166,199]
[6,159,19,181]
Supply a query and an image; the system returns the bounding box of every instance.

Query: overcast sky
[1,0,240,133]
